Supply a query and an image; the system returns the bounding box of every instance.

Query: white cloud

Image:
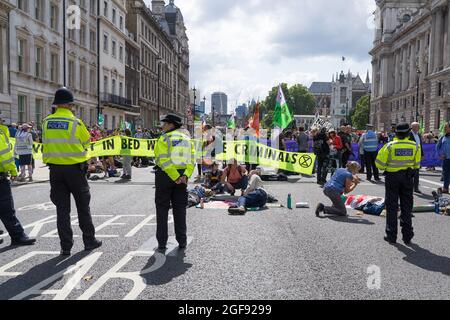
[146,0,374,112]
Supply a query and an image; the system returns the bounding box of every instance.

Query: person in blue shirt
[8,123,17,137]
[315,161,361,217]
[436,121,450,194]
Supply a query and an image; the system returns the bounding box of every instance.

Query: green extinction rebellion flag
[227,113,236,129]
[273,85,293,129]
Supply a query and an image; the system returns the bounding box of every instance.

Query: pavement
[1,162,450,300]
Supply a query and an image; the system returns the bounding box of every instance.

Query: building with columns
[0,0,14,124]
[370,0,450,132]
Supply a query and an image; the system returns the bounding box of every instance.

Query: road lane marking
[420,178,442,187]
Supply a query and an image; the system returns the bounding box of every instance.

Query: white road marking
[420,178,442,187]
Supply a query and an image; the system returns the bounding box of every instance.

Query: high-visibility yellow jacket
[376,138,421,173]
[0,124,10,138]
[42,108,91,165]
[0,130,17,176]
[155,129,195,182]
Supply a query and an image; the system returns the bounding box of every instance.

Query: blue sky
[146,0,376,112]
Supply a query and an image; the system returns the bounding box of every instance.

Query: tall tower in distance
[211,92,228,115]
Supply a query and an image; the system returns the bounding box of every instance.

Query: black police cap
[396,123,411,133]
[52,87,74,105]
[161,114,182,127]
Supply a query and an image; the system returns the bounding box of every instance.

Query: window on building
[104,114,108,129]
[68,28,75,42]
[17,0,27,12]
[90,30,96,52]
[80,0,86,10]
[438,82,442,97]
[119,82,123,97]
[112,8,116,25]
[112,116,116,129]
[120,16,124,30]
[119,45,123,62]
[68,60,75,88]
[112,79,116,95]
[80,23,86,47]
[112,39,117,58]
[103,1,108,17]
[35,0,44,21]
[80,65,86,91]
[50,3,58,30]
[50,53,58,83]
[90,68,96,94]
[90,0,96,15]
[35,98,43,128]
[18,39,26,73]
[436,110,441,129]
[18,95,27,123]
[103,34,109,53]
[35,46,43,78]
[104,76,108,93]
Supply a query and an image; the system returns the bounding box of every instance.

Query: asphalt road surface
[0,167,449,300]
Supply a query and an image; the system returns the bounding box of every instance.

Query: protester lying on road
[315,161,361,217]
[228,167,268,215]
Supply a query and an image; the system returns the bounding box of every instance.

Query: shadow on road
[0,251,90,300]
[396,244,450,276]
[142,250,192,286]
[320,215,376,225]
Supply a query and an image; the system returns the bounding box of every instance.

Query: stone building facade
[330,71,371,128]
[126,0,189,129]
[0,0,14,124]
[8,0,99,128]
[370,0,450,132]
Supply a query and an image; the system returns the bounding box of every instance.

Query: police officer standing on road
[0,126,36,246]
[376,123,421,245]
[154,114,194,252]
[42,88,102,256]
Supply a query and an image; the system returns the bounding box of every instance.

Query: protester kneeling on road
[315,161,361,217]
[221,158,248,196]
[228,167,268,215]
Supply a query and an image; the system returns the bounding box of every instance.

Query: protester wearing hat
[14,123,34,182]
[154,113,194,252]
[359,124,381,183]
[315,161,361,217]
[376,123,421,245]
[42,87,102,256]
[228,166,268,215]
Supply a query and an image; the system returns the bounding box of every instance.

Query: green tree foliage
[351,95,370,130]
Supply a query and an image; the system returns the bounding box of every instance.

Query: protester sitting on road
[228,167,268,215]
[203,162,224,193]
[221,158,248,196]
[315,161,361,217]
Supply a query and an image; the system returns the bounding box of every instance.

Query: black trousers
[341,150,350,168]
[364,151,380,180]
[49,164,96,250]
[316,155,329,184]
[385,171,415,241]
[413,169,420,191]
[155,170,188,247]
[0,179,26,240]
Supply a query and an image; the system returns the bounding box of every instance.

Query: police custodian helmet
[52,87,74,106]
[161,114,183,127]
[396,123,411,134]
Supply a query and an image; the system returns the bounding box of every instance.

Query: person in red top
[329,129,343,169]
[221,158,249,196]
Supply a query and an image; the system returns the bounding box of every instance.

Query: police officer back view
[376,123,421,245]
[154,114,194,252]
[42,88,101,256]
[0,129,36,246]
